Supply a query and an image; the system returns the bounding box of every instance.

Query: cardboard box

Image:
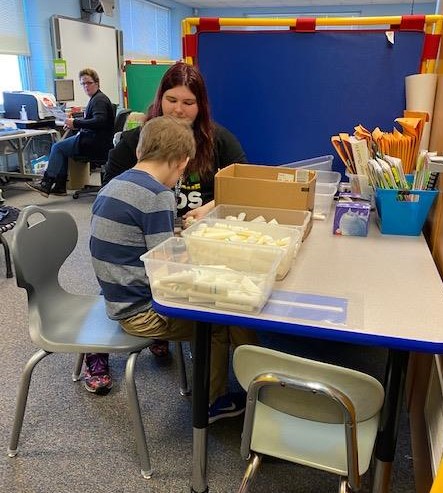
[215,164,316,212]
[333,194,371,236]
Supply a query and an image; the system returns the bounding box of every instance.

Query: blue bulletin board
[196,29,425,167]
[183,16,443,169]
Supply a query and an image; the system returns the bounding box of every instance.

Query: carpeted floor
[0,179,415,493]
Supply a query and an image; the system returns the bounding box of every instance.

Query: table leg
[17,137,26,175]
[191,321,212,493]
[372,349,409,493]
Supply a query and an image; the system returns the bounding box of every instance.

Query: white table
[153,214,443,492]
[0,129,59,179]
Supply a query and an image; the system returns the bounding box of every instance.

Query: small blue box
[333,194,371,236]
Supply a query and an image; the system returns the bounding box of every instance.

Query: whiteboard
[51,16,120,107]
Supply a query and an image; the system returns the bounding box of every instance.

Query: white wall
[23,0,192,97]
[22,0,438,98]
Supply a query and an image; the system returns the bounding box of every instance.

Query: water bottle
[20,105,28,121]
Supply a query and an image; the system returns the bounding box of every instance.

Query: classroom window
[120,0,171,60]
[0,55,23,106]
[0,0,29,55]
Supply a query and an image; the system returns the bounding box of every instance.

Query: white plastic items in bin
[140,237,280,314]
[182,218,300,281]
[314,183,338,218]
[279,155,333,171]
[206,204,311,240]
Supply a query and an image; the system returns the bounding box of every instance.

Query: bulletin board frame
[182,15,443,166]
[122,59,176,112]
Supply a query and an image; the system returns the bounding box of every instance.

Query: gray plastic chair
[233,345,385,493]
[7,205,157,478]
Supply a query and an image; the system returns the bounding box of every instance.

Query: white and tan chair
[233,345,385,493]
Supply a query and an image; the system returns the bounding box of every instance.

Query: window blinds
[0,0,29,55]
[120,0,171,60]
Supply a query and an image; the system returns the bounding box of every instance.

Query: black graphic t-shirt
[102,122,247,216]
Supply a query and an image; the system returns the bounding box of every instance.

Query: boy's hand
[182,200,215,228]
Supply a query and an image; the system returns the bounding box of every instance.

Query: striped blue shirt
[90,169,174,320]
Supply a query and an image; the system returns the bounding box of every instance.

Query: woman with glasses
[27,68,115,197]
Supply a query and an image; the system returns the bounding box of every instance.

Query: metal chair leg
[238,453,262,493]
[72,353,85,381]
[125,351,152,479]
[175,341,191,396]
[0,233,13,278]
[8,349,50,457]
[338,477,353,493]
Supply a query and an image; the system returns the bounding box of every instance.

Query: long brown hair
[146,62,214,181]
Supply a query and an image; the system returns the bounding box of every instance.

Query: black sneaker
[52,176,68,196]
[208,392,246,424]
[26,179,53,198]
[51,186,67,196]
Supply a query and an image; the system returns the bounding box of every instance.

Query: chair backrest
[11,206,78,300]
[233,345,384,424]
[114,108,132,134]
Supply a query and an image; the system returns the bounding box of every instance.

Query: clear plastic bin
[316,170,341,188]
[314,183,338,218]
[181,218,300,280]
[279,155,333,171]
[345,172,373,200]
[140,237,279,314]
[206,204,311,240]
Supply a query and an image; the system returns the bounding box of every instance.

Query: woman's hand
[64,117,75,130]
[182,200,215,228]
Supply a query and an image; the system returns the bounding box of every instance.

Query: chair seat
[250,401,379,476]
[31,294,151,353]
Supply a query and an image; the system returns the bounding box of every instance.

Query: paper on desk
[395,115,427,173]
[0,119,18,131]
[47,106,68,123]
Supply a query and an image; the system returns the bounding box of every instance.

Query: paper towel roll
[430,75,443,154]
[406,73,438,150]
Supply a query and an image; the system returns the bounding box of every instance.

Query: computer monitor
[54,79,74,103]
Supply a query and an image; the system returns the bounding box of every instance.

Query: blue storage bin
[375,180,438,235]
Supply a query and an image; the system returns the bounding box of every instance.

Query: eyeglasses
[80,81,96,86]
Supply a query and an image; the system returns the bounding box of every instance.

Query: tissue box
[333,194,371,236]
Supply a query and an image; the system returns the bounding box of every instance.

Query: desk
[153,215,443,493]
[6,118,57,130]
[0,129,59,179]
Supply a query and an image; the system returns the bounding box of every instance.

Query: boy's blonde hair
[136,115,196,165]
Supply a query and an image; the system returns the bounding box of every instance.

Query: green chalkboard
[124,63,172,113]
